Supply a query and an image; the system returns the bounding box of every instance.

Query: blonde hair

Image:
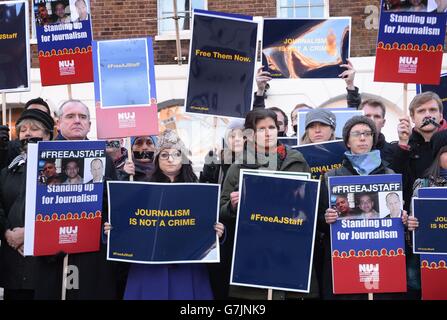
[300,128,335,145]
[16,119,51,139]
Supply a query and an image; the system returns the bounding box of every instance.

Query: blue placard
[293,140,346,180]
[107,182,220,263]
[328,174,406,293]
[97,38,152,108]
[185,10,258,118]
[413,198,447,254]
[418,187,447,198]
[231,173,320,292]
[24,140,106,256]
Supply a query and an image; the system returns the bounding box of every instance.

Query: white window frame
[156,0,208,41]
[276,0,329,18]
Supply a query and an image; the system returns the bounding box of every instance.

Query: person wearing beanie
[118,136,158,181]
[300,108,337,145]
[200,119,245,185]
[104,129,225,300]
[0,106,54,300]
[24,97,52,116]
[16,109,54,141]
[0,98,54,171]
[318,115,411,300]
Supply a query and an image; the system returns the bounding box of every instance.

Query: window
[157,0,206,36]
[277,0,328,18]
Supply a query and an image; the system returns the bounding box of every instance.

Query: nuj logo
[59,226,78,235]
[59,60,75,68]
[399,56,418,65]
[359,263,379,290]
[118,112,136,120]
[359,263,379,273]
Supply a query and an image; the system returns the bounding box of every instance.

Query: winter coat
[0,160,36,290]
[219,145,320,300]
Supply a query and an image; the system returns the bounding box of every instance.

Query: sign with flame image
[262,18,351,79]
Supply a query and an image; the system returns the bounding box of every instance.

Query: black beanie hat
[342,115,377,149]
[16,109,55,140]
[25,97,51,115]
[431,129,447,159]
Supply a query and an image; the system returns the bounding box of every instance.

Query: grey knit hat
[342,115,377,148]
[155,129,190,158]
[305,108,336,129]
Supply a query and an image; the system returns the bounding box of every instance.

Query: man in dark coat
[390,91,446,211]
[33,99,120,300]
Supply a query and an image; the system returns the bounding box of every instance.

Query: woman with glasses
[105,130,224,300]
[319,116,409,299]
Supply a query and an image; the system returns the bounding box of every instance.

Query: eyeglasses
[106,140,120,148]
[350,131,373,138]
[159,151,182,160]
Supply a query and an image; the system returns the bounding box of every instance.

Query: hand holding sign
[397,116,411,145]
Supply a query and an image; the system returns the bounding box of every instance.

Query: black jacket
[0,161,36,290]
[0,140,21,170]
[388,129,433,211]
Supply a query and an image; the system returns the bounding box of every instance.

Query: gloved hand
[0,125,10,149]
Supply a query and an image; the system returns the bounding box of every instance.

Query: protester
[300,108,337,145]
[269,107,289,137]
[200,119,245,185]
[405,129,447,299]
[390,91,446,211]
[118,136,157,181]
[33,99,119,300]
[105,139,128,176]
[320,115,409,299]
[0,109,54,300]
[220,108,316,299]
[340,61,395,163]
[0,98,53,170]
[105,129,224,300]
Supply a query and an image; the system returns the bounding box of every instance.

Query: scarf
[345,150,381,176]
